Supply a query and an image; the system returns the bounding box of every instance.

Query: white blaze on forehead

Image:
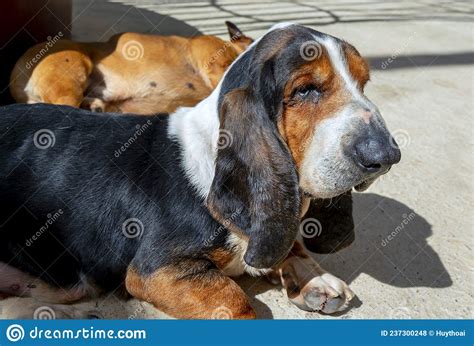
[317,35,371,110]
[318,36,388,130]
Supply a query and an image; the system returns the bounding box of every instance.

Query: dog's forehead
[256,24,342,59]
[242,24,350,84]
[217,24,356,110]
[257,25,369,99]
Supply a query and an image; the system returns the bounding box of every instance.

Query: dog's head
[207,24,401,268]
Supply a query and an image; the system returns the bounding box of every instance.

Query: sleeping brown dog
[9,22,252,114]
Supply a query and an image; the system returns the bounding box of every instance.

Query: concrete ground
[1,0,473,319]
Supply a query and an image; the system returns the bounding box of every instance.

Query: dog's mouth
[302,166,392,198]
[354,166,392,192]
[354,179,372,192]
[354,167,391,192]
[303,179,374,198]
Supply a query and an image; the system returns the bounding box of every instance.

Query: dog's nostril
[362,162,381,171]
[352,137,397,173]
[356,160,382,173]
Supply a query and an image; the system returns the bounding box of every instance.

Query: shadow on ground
[368,51,474,70]
[239,193,452,318]
[72,0,202,41]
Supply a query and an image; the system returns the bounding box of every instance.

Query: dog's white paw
[291,272,354,314]
[276,255,355,314]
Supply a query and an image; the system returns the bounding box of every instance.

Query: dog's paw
[81,98,106,113]
[291,272,354,314]
[276,254,355,314]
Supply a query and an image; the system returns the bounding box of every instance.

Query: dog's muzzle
[351,128,401,172]
[347,109,401,190]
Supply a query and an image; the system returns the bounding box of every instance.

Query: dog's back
[10,23,253,115]
[0,104,170,289]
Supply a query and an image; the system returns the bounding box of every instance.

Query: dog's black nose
[352,136,401,173]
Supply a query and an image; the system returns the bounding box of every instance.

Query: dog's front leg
[267,242,355,314]
[125,260,256,319]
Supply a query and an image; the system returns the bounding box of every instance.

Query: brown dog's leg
[126,261,256,319]
[1,298,102,319]
[0,262,91,304]
[0,262,101,319]
[30,50,93,107]
[267,242,355,314]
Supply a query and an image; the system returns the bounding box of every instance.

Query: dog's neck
[167,86,221,200]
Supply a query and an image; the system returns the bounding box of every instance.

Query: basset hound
[9,22,252,114]
[0,23,400,319]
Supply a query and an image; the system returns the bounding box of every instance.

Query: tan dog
[10,22,252,114]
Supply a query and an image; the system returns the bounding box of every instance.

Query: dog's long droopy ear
[225,21,253,53]
[207,89,301,269]
[302,191,355,253]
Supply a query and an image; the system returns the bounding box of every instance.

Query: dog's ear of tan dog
[187,22,253,93]
[225,21,254,53]
[9,22,253,115]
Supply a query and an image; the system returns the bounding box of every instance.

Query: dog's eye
[295,85,320,101]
